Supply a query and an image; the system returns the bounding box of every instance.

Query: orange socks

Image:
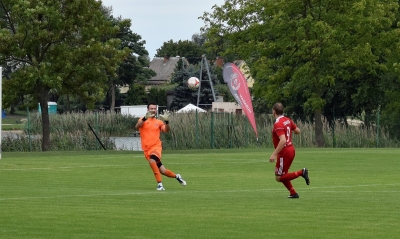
[163,169,176,178]
[149,161,162,183]
[149,162,176,182]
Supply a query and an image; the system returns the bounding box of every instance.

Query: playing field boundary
[1,148,399,238]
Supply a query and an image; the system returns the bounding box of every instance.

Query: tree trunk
[314,110,325,147]
[39,90,51,151]
[110,82,115,112]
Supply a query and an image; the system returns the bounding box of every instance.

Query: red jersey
[272,116,297,153]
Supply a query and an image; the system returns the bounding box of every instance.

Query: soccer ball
[187,77,200,89]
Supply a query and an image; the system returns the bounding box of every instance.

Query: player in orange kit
[135,103,186,190]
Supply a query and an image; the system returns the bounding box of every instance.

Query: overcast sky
[99,0,226,60]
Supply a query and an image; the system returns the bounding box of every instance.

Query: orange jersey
[138,117,167,151]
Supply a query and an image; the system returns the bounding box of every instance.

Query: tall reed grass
[1,111,398,152]
[163,112,398,149]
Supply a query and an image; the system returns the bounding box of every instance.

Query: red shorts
[275,147,295,176]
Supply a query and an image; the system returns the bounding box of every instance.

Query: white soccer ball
[187,77,200,89]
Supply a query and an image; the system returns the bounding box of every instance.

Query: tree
[201,0,400,147]
[381,71,400,140]
[0,0,129,151]
[105,13,155,111]
[124,84,148,105]
[147,87,167,109]
[156,39,204,64]
[191,32,207,47]
[377,5,400,141]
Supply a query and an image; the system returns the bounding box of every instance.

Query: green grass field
[0,148,399,239]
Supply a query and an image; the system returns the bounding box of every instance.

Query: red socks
[282,181,296,195]
[279,169,303,194]
[279,169,303,182]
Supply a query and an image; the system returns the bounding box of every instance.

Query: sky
[99,0,226,60]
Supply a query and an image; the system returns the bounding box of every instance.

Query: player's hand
[159,111,170,122]
[269,153,277,162]
[145,111,155,119]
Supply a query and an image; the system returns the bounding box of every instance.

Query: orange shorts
[143,145,162,161]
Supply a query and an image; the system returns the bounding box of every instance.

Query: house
[118,56,183,94]
[147,56,183,85]
[212,102,244,115]
[149,56,193,109]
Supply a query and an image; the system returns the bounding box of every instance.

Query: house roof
[148,56,181,85]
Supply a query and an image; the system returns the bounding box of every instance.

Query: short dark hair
[147,102,157,109]
[273,102,284,115]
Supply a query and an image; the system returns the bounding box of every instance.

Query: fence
[1,110,398,152]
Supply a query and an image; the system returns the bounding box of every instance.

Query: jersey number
[286,127,291,143]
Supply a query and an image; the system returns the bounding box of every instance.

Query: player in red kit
[269,103,310,198]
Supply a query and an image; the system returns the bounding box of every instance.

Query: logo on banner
[230,73,240,91]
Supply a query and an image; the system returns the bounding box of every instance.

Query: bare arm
[163,123,170,133]
[135,117,146,130]
[270,135,286,162]
[293,127,300,134]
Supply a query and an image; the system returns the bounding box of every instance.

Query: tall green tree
[381,70,400,140]
[0,0,129,151]
[378,5,400,141]
[191,32,207,47]
[156,39,204,64]
[124,84,148,105]
[147,87,167,109]
[106,13,155,111]
[202,0,400,147]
